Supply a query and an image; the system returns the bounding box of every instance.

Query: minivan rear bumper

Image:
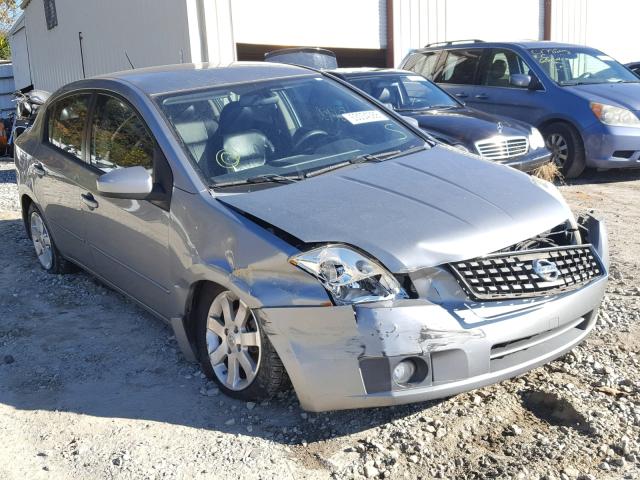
[583,122,640,168]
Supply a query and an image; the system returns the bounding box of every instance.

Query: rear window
[435,49,483,85]
[403,52,440,80]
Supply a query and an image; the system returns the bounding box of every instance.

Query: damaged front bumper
[259,216,609,412]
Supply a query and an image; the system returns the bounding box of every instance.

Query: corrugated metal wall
[17,0,194,92]
[392,0,544,66]
[0,63,15,115]
[551,0,637,63]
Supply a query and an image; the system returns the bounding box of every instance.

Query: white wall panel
[17,0,193,92]
[551,0,638,63]
[9,24,31,90]
[232,0,386,49]
[393,0,543,67]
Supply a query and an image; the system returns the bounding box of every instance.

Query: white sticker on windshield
[407,75,425,81]
[598,55,613,62]
[342,110,388,125]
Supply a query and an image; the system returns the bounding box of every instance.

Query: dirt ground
[1,160,639,480]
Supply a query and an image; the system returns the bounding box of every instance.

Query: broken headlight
[290,245,407,305]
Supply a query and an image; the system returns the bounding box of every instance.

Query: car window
[348,74,458,111]
[481,49,532,87]
[47,94,91,160]
[90,95,155,172]
[405,52,440,80]
[158,76,425,187]
[435,49,483,85]
[529,47,639,85]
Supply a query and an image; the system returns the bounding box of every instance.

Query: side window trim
[44,91,94,164]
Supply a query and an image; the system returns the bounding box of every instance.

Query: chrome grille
[475,136,529,160]
[449,245,604,300]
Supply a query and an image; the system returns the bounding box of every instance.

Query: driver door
[79,93,173,316]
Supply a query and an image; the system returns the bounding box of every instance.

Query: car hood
[566,82,640,110]
[402,107,530,147]
[218,146,571,273]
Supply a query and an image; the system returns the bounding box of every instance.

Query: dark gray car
[329,68,551,172]
[14,62,608,411]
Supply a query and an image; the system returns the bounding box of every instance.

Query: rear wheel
[542,122,585,179]
[195,286,289,400]
[27,204,74,274]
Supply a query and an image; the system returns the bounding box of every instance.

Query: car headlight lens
[529,127,546,150]
[453,144,470,153]
[290,245,407,305]
[590,102,640,127]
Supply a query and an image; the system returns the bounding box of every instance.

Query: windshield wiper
[304,145,428,178]
[211,173,300,188]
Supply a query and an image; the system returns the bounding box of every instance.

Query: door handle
[81,192,99,210]
[455,93,468,98]
[33,163,45,177]
[475,93,489,100]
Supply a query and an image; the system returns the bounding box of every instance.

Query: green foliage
[0,34,10,60]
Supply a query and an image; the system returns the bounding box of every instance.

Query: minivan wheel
[195,286,289,400]
[27,204,73,274]
[542,122,585,179]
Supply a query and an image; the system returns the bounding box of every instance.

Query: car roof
[63,61,319,96]
[329,67,415,78]
[414,40,596,52]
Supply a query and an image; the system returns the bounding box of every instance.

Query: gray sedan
[14,62,608,411]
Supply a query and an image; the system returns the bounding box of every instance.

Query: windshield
[158,76,425,187]
[347,73,459,111]
[529,47,639,86]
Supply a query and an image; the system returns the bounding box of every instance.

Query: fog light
[392,359,416,385]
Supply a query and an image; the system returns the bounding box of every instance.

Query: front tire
[27,204,74,274]
[195,285,289,401]
[542,122,586,179]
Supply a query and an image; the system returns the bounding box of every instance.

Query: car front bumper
[498,148,551,173]
[583,121,640,169]
[259,217,608,412]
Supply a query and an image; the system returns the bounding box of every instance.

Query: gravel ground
[0,158,639,480]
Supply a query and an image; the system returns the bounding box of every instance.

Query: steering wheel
[293,129,329,153]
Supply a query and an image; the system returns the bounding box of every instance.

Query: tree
[0,0,18,60]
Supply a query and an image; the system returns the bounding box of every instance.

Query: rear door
[80,93,173,315]
[34,93,93,267]
[471,48,547,123]
[434,48,485,108]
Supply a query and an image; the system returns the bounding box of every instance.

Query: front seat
[202,101,274,177]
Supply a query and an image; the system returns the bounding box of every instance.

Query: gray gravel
[0,159,639,479]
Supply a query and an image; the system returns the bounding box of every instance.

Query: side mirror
[96,166,153,199]
[510,74,532,88]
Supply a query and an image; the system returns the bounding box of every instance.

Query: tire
[27,204,75,274]
[195,285,289,401]
[542,122,586,179]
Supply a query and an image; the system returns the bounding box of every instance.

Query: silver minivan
[15,62,608,411]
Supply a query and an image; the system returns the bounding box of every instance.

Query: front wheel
[542,122,586,179]
[195,286,289,400]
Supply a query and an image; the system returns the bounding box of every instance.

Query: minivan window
[481,49,532,87]
[436,49,483,85]
[529,47,638,86]
[47,94,91,160]
[90,95,155,172]
[406,52,440,80]
[159,76,425,187]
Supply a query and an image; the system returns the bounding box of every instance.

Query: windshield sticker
[407,75,425,82]
[342,110,388,125]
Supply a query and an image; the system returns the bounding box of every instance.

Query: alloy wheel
[205,291,261,391]
[30,211,53,270]
[546,133,569,167]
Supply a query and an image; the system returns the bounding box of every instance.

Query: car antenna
[125,51,135,69]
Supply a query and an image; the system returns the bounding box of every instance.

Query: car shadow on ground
[0,217,442,446]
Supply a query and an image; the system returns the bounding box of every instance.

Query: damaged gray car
[14,62,608,411]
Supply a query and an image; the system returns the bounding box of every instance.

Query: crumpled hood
[566,82,640,111]
[219,147,571,273]
[407,107,530,146]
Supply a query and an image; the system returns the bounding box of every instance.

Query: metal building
[7,0,638,93]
